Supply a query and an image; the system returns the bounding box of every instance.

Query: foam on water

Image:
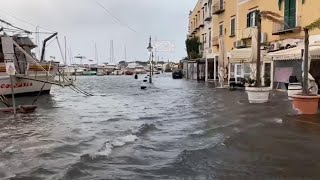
[93,134,138,157]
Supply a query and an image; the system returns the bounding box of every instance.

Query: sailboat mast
[64,36,67,65]
[112,40,114,63]
[124,44,127,62]
[95,42,98,64]
[110,40,112,63]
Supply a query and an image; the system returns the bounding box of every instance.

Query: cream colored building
[188,0,217,81]
[188,0,320,87]
[209,0,320,88]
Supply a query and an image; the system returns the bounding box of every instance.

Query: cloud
[1,0,196,63]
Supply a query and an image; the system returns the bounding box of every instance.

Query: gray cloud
[1,0,196,63]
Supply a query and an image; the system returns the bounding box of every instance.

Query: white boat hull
[0,75,54,96]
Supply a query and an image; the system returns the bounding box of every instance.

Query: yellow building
[188,0,216,81]
[188,0,320,87]
[209,0,320,88]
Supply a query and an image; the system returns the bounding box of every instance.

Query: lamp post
[147,36,153,83]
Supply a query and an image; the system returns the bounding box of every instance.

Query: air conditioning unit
[261,33,267,44]
[234,40,246,48]
[269,42,280,52]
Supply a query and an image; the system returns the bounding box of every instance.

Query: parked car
[172,70,183,79]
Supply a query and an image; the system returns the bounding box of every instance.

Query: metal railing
[272,16,301,35]
[241,27,257,39]
[212,1,225,14]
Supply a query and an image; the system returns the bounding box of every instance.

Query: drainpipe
[214,56,217,81]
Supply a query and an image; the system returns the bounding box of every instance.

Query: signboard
[154,41,175,52]
[5,62,16,75]
[274,67,293,83]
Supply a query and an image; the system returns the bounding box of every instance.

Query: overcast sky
[1,0,196,64]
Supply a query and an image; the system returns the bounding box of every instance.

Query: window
[209,28,212,48]
[203,33,207,43]
[230,17,235,36]
[284,0,296,28]
[244,63,251,79]
[202,9,205,22]
[219,23,223,37]
[204,33,207,43]
[247,10,256,27]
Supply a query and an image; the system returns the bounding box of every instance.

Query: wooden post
[256,11,262,87]
[10,75,16,116]
[197,60,200,81]
[303,28,309,95]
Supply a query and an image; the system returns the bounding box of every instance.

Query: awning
[265,44,320,61]
[229,48,252,63]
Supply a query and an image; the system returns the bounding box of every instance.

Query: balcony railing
[241,27,257,40]
[212,1,225,15]
[272,16,301,35]
[212,36,219,46]
[204,6,212,21]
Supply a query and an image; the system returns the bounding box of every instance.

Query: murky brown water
[1,74,320,180]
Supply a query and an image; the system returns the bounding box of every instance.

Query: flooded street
[1,74,320,179]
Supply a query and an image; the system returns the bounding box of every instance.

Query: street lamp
[147,36,153,83]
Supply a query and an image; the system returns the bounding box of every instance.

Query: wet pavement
[1,74,320,180]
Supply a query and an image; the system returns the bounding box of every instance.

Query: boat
[97,65,105,76]
[135,65,147,74]
[112,70,124,75]
[82,68,97,76]
[104,63,116,75]
[0,34,59,96]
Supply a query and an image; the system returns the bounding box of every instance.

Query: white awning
[229,48,252,63]
[265,44,320,61]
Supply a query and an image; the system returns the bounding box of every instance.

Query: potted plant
[291,18,320,115]
[245,11,279,103]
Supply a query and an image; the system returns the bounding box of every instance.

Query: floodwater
[1,74,320,180]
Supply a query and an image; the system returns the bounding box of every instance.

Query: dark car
[172,70,183,79]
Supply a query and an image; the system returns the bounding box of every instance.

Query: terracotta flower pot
[246,87,271,103]
[291,95,320,115]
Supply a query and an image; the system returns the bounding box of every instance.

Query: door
[284,0,296,29]
[264,62,271,87]
[234,64,243,83]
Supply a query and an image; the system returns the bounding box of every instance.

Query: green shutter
[278,0,283,10]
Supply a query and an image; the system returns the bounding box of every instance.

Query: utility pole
[256,10,262,87]
[147,36,153,83]
[303,28,309,95]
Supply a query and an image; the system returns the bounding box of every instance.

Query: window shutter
[247,13,250,27]
[278,0,283,10]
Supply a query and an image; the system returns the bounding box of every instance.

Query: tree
[185,37,202,59]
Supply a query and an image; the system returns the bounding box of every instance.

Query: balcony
[212,36,219,46]
[204,16,212,21]
[272,16,301,35]
[204,6,212,21]
[212,1,225,15]
[241,27,257,40]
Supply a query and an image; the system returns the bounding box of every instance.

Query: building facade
[187,0,320,89]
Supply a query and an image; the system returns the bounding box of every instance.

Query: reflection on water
[1,74,320,179]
